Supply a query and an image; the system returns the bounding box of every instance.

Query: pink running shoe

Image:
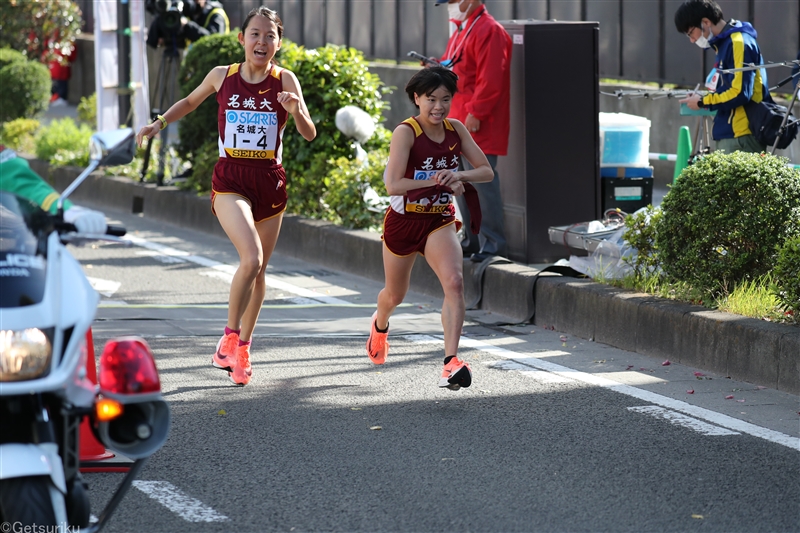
[366,311,389,365]
[439,357,472,390]
[212,332,239,372]
[229,344,252,386]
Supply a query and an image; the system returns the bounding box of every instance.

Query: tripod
[140,46,181,186]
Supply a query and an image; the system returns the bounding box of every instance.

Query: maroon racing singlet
[216,63,288,169]
[389,117,461,216]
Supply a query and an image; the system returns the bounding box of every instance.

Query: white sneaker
[50,98,68,107]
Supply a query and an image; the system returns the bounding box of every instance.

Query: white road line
[487,360,574,384]
[86,276,121,298]
[408,334,799,451]
[126,235,352,306]
[132,481,228,522]
[628,406,740,436]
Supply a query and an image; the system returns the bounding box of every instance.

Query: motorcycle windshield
[0,192,51,307]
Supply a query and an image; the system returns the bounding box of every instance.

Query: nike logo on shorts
[272,202,283,209]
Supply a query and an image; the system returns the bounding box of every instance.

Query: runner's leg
[376,245,416,330]
[213,194,263,332]
[240,213,283,341]
[422,225,464,356]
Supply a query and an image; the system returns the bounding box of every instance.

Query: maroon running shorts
[211,159,287,222]
[382,208,459,257]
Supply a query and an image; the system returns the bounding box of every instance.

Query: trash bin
[496,20,600,264]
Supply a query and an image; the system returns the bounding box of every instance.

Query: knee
[382,288,406,308]
[238,252,263,279]
[441,272,464,298]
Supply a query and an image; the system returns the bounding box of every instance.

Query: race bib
[222,109,279,159]
[405,169,454,214]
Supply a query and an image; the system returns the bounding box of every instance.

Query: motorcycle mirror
[90,128,136,166]
[58,128,136,209]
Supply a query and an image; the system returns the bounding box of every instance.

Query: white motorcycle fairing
[0,231,97,406]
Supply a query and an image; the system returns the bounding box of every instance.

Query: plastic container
[599,112,651,167]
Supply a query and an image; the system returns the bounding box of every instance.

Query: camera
[146,0,186,42]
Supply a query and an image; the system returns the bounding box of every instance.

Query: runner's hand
[278,91,300,114]
[136,122,161,147]
[449,180,465,197]
[435,169,459,188]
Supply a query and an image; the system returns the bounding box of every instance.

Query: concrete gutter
[41,161,799,395]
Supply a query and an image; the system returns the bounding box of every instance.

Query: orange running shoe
[229,344,252,386]
[366,311,389,365]
[439,357,472,390]
[212,332,239,372]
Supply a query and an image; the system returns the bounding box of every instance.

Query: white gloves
[63,205,107,234]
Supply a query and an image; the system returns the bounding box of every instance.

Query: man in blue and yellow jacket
[675,0,772,153]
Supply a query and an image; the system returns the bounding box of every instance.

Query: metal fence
[76,0,799,88]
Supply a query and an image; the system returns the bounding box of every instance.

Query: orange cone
[80,328,132,472]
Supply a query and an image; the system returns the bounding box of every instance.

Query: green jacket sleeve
[0,156,72,213]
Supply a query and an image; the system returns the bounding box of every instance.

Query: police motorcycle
[0,129,170,531]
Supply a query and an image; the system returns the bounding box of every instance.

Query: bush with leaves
[176,32,244,162]
[277,42,391,218]
[0,1,82,66]
[34,117,92,166]
[0,59,51,122]
[622,205,662,279]
[772,235,800,317]
[656,151,800,296]
[320,148,390,229]
[181,140,219,193]
[0,47,27,69]
[1,118,40,154]
[77,93,97,126]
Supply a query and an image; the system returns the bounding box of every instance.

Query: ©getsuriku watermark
[0,522,84,533]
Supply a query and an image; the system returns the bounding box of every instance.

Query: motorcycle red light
[98,337,161,395]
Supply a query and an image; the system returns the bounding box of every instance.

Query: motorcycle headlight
[0,328,53,381]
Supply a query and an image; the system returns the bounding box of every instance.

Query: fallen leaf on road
[694,372,705,377]
[351,407,361,411]
[626,365,634,370]
[687,389,694,394]
[691,514,704,519]
[218,410,226,416]
[736,399,745,403]
[369,426,382,431]
[560,335,567,342]
[441,458,455,461]
[662,360,671,366]
[725,395,734,400]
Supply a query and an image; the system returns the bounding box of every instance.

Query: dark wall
[74,0,799,88]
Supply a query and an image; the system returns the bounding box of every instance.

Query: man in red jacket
[435,0,512,262]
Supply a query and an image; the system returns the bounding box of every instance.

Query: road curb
[42,161,799,395]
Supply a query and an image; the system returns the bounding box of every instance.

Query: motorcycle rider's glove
[64,205,107,234]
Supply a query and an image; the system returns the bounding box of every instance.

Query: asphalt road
[76,206,799,533]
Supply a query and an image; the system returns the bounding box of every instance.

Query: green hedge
[0,59,51,123]
[657,151,800,295]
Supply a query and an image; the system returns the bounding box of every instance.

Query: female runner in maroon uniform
[367,66,493,390]
[137,7,316,386]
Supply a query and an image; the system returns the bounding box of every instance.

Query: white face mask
[694,24,711,49]
[448,1,467,22]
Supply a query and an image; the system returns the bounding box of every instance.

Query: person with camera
[146,0,229,50]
